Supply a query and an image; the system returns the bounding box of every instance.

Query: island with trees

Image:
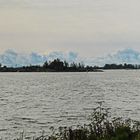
[0,58,139,72]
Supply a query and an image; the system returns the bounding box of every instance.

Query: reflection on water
[0,70,140,139]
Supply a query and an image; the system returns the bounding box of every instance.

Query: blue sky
[0,0,140,57]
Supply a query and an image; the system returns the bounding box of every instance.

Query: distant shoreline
[0,69,104,72]
[0,58,139,72]
[0,68,139,72]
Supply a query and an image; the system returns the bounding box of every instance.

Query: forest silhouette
[0,59,139,72]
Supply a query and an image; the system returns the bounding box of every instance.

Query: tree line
[103,63,140,69]
[0,59,139,72]
[0,59,100,72]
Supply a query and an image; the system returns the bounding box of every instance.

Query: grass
[14,104,140,140]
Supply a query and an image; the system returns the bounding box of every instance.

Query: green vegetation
[0,59,139,72]
[0,59,140,72]
[0,59,102,72]
[14,104,140,140]
[103,63,139,69]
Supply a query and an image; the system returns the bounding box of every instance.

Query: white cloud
[89,48,140,66]
[0,49,79,67]
[1,48,140,67]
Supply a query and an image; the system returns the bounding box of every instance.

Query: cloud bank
[0,48,140,67]
[0,50,79,67]
[89,48,140,66]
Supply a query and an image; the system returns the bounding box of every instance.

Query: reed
[14,104,140,140]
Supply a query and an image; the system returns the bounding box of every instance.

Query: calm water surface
[0,70,140,139]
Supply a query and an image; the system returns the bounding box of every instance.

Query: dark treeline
[0,59,102,72]
[103,63,140,69]
[0,59,139,72]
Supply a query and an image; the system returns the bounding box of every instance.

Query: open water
[0,71,140,139]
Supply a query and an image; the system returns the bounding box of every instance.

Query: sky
[0,0,140,57]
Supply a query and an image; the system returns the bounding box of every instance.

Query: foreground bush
[16,105,140,140]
